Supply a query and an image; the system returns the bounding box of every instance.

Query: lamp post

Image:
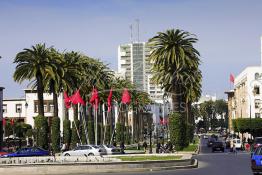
[149,123,154,154]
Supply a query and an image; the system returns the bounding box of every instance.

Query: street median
[0,154,197,174]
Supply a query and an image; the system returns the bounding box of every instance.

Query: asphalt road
[85,136,253,175]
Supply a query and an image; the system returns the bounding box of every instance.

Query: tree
[71,119,80,148]
[63,119,71,150]
[34,115,48,150]
[13,43,55,116]
[169,112,187,150]
[148,29,201,113]
[51,117,60,153]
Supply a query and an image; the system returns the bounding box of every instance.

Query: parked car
[251,146,262,175]
[1,147,49,158]
[0,150,9,156]
[62,145,106,157]
[207,138,216,147]
[99,145,121,155]
[252,137,262,151]
[212,141,225,152]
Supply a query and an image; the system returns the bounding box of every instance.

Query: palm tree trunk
[36,73,44,116]
[53,92,58,117]
[171,84,184,113]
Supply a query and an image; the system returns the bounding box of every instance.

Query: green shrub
[34,115,48,150]
[115,123,124,144]
[169,112,187,150]
[88,121,95,144]
[63,119,71,149]
[51,117,60,153]
[71,119,80,148]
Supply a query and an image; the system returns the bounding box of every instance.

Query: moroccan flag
[121,88,131,104]
[107,89,113,112]
[10,119,14,126]
[70,90,85,106]
[230,73,235,83]
[90,88,99,110]
[63,91,71,108]
[2,118,6,126]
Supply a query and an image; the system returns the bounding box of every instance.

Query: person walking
[233,143,237,155]
[143,141,148,153]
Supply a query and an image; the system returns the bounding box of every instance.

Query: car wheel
[88,153,94,156]
[64,153,70,156]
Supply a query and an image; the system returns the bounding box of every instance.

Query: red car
[0,150,9,156]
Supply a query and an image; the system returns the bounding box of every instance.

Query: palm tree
[13,43,54,116]
[148,29,201,113]
[43,48,65,117]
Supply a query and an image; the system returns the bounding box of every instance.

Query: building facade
[118,42,164,101]
[0,87,4,149]
[225,66,262,135]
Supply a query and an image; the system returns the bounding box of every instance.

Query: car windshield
[213,142,223,146]
[92,145,99,149]
[255,138,262,143]
[106,145,115,148]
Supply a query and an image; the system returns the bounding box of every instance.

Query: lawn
[117,155,182,161]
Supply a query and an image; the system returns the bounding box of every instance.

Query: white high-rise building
[118,42,164,101]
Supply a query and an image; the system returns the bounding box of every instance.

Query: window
[34,100,54,113]
[255,73,260,80]
[16,104,22,113]
[3,104,7,113]
[255,99,260,109]
[254,86,260,95]
[255,113,261,118]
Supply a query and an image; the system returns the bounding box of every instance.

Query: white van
[231,139,242,150]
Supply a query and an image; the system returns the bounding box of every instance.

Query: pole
[95,108,98,145]
[250,104,252,139]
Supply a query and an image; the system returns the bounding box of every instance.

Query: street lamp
[149,123,154,154]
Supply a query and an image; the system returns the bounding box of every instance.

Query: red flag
[2,118,6,126]
[90,88,99,110]
[70,90,85,106]
[10,119,14,126]
[121,88,131,104]
[230,73,235,83]
[107,89,113,112]
[63,91,71,108]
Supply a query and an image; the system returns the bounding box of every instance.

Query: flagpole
[95,107,98,145]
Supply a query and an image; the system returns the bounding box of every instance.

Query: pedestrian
[61,143,66,153]
[233,143,237,155]
[143,141,148,153]
[156,142,161,154]
[120,141,125,154]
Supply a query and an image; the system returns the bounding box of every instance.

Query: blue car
[1,147,49,158]
[251,146,262,175]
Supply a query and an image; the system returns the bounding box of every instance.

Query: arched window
[255,73,260,80]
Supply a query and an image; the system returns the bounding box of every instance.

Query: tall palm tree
[13,43,54,116]
[43,48,64,117]
[148,29,201,113]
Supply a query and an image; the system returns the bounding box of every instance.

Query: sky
[1,0,262,99]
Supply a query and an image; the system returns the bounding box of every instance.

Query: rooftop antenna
[130,24,133,43]
[136,19,140,43]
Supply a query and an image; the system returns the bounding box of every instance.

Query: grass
[117,155,182,161]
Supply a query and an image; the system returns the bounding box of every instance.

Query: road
[85,136,253,175]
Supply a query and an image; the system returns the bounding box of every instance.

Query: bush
[51,117,60,153]
[81,123,88,145]
[115,123,124,144]
[88,121,95,144]
[63,119,71,149]
[104,125,112,145]
[169,112,187,150]
[34,115,48,150]
[71,119,80,148]
[187,124,195,144]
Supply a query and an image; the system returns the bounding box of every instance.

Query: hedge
[34,115,48,150]
[63,119,71,149]
[51,117,60,153]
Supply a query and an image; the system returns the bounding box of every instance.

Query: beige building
[226,67,262,132]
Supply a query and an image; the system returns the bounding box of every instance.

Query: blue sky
[1,0,262,99]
